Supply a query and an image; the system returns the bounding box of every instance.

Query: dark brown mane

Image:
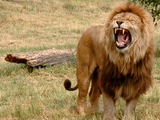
[99,45,154,101]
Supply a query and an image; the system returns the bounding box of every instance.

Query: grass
[0,0,160,120]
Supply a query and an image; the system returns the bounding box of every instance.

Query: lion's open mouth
[114,28,131,49]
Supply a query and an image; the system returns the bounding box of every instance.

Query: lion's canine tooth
[114,28,117,34]
[116,41,119,45]
[122,29,125,34]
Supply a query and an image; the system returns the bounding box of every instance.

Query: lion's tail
[64,79,78,91]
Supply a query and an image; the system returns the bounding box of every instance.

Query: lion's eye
[113,18,118,21]
[129,19,135,22]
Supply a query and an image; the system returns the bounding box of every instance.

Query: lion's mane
[100,3,155,100]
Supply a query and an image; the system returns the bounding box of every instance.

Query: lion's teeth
[114,28,117,34]
[116,41,119,45]
[122,29,125,34]
[116,41,125,46]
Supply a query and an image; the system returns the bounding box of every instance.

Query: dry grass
[0,0,160,120]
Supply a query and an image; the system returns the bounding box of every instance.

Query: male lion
[64,2,155,120]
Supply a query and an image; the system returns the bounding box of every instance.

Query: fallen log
[5,49,75,67]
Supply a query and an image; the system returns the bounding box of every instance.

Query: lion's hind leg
[76,60,99,115]
[76,64,91,116]
[89,67,102,113]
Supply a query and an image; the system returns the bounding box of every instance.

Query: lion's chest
[99,62,144,100]
[108,73,135,99]
[99,54,152,100]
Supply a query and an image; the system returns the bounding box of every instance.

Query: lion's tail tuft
[64,79,78,91]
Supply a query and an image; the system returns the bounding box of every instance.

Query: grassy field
[0,0,160,120]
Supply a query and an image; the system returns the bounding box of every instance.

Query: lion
[64,2,155,120]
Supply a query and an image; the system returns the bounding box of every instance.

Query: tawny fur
[64,2,155,120]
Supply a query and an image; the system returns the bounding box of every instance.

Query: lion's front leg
[102,93,117,120]
[123,97,139,120]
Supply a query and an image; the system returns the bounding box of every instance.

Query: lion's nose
[116,21,123,27]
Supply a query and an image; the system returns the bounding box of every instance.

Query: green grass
[0,0,160,120]
[155,37,160,57]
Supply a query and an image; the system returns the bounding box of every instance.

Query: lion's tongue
[117,34,127,46]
